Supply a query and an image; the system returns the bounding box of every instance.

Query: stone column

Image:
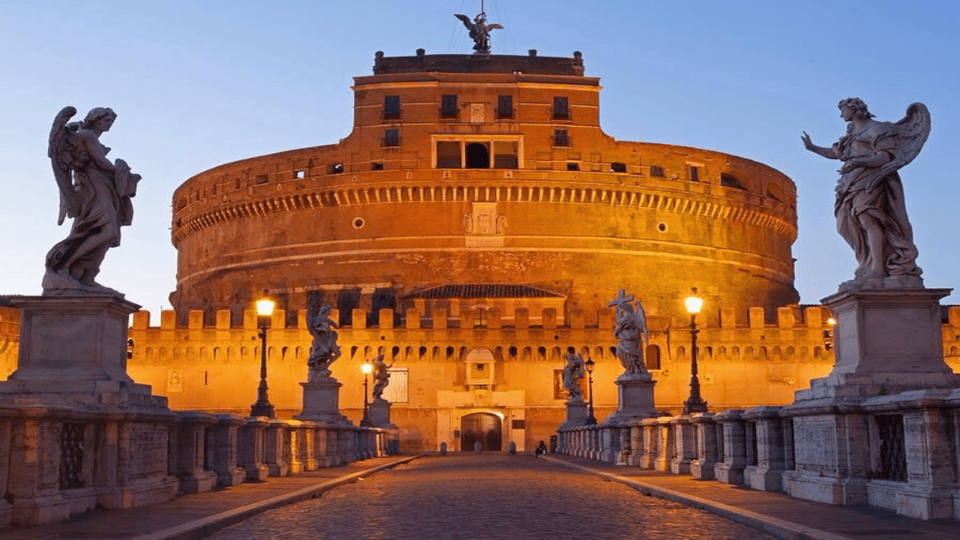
[174,411,218,493]
[264,419,290,476]
[627,422,644,467]
[639,418,659,469]
[238,417,269,481]
[743,406,786,492]
[670,416,697,475]
[205,414,245,487]
[655,417,675,472]
[714,410,747,484]
[689,413,717,480]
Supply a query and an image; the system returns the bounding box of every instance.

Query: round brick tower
[169,50,798,325]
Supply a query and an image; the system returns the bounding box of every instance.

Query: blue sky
[2,0,959,314]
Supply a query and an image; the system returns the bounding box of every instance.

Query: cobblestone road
[209,454,775,540]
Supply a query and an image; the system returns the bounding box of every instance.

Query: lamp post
[360,361,372,426]
[584,356,597,425]
[682,287,709,415]
[250,292,276,418]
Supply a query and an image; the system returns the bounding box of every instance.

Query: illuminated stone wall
[168,52,799,327]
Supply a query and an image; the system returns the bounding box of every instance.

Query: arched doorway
[460,412,502,451]
[465,143,490,168]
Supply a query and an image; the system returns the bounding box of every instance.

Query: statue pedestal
[368,398,395,428]
[0,295,176,525]
[0,295,165,409]
[603,374,658,425]
[558,400,586,429]
[295,378,350,425]
[796,288,960,401]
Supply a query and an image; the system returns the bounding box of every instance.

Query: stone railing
[0,406,396,527]
[555,387,960,521]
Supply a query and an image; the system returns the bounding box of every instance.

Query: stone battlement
[129,304,834,332]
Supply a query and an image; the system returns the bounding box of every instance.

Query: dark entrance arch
[460,412,502,451]
[465,143,490,168]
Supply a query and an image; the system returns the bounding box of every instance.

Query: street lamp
[584,356,597,425]
[250,292,276,418]
[360,361,373,426]
[682,287,708,415]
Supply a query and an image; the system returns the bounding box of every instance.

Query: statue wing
[485,23,504,31]
[635,301,648,349]
[454,13,473,30]
[878,102,931,179]
[48,106,79,225]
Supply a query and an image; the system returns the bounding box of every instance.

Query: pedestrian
[535,440,547,457]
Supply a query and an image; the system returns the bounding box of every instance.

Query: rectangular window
[493,141,518,169]
[567,162,580,171]
[441,94,458,118]
[383,129,399,147]
[497,95,513,119]
[383,95,400,119]
[293,170,305,179]
[554,129,569,147]
[610,162,627,173]
[436,141,461,168]
[650,165,664,177]
[690,166,700,181]
[553,96,569,119]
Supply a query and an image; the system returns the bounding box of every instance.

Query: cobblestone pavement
[208,454,776,540]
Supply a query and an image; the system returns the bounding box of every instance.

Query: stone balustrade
[0,407,395,527]
[555,388,960,521]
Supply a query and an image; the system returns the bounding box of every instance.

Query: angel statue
[43,106,142,295]
[371,353,396,401]
[454,11,503,54]
[802,99,930,291]
[607,289,649,380]
[306,301,341,382]
[561,351,584,402]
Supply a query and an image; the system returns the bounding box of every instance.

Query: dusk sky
[2,0,958,315]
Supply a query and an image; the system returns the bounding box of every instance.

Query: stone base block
[11,494,71,526]
[268,462,289,477]
[245,464,269,481]
[61,488,97,515]
[0,500,10,528]
[691,460,716,480]
[180,470,218,494]
[745,466,782,492]
[782,471,866,506]
[867,481,955,520]
[670,457,691,475]
[216,468,246,488]
[715,463,744,485]
[97,475,179,509]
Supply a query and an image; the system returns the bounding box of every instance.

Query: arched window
[465,143,490,168]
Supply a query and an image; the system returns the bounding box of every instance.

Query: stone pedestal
[368,398,395,428]
[558,399,586,430]
[797,288,960,401]
[295,378,350,425]
[0,295,177,525]
[602,375,658,425]
[0,295,165,408]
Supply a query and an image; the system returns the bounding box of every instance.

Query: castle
[3,50,958,452]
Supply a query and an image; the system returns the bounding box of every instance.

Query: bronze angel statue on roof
[802,99,931,291]
[43,106,142,295]
[455,12,503,54]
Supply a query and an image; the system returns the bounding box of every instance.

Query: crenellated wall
[3,303,960,451]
